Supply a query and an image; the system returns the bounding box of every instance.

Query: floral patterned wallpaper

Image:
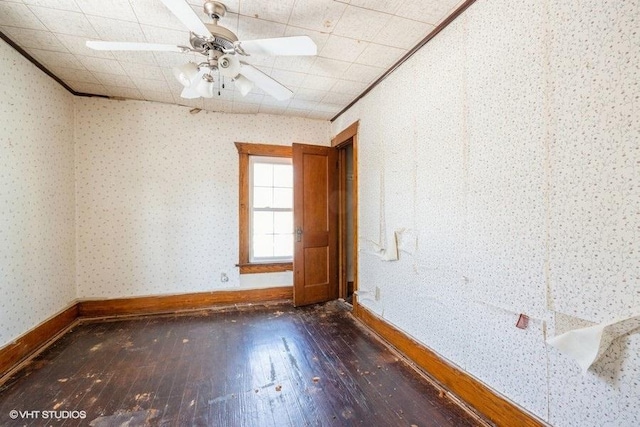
[0,39,76,347]
[74,98,329,298]
[332,0,639,425]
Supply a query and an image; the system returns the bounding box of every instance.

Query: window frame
[235,142,293,274]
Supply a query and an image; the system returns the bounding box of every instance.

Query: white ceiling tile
[141,90,175,104]
[283,25,330,53]
[154,51,200,68]
[175,97,204,109]
[239,0,295,25]
[288,0,347,33]
[79,56,127,75]
[232,102,260,114]
[28,6,98,37]
[211,87,235,102]
[315,101,342,113]
[67,81,108,95]
[355,43,405,68]
[112,51,159,66]
[103,86,143,99]
[120,62,165,80]
[130,0,187,32]
[75,0,137,22]
[349,0,403,14]
[0,2,46,30]
[29,48,85,69]
[284,107,311,118]
[140,24,188,45]
[332,6,387,42]
[272,56,316,73]
[293,88,326,102]
[233,90,264,104]
[258,105,287,115]
[161,68,186,92]
[331,78,368,95]
[88,16,146,42]
[131,77,170,92]
[93,72,137,88]
[344,62,385,83]
[260,95,290,108]
[322,91,355,105]
[22,0,81,13]
[54,34,115,59]
[288,98,319,110]
[269,69,306,88]
[202,98,231,112]
[372,15,433,49]
[300,74,335,91]
[48,66,99,84]
[397,0,460,24]
[319,35,368,62]
[2,26,68,52]
[242,54,276,69]
[308,57,350,79]
[306,110,334,120]
[237,16,286,41]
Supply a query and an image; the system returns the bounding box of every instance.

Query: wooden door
[293,143,339,306]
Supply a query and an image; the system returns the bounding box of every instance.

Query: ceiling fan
[86,0,317,101]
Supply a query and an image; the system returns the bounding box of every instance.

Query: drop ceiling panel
[0,0,465,119]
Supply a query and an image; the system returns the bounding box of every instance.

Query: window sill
[237,262,293,274]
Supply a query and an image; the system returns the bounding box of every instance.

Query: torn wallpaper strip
[547,306,640,373]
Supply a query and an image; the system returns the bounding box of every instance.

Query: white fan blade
[159,0,212,38]
[239,63,292,101]
[237,36,317,56]
[86,41,185,52]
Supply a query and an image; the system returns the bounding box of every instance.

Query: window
[249,156,293,262]
[235,142,293,274]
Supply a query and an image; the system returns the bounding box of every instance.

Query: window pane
[253,234,274,258]
[274,234,293,257]
[273,164,292,187]
[273,188,292,209]
[274,211,293,234]
[253,211,274,235]
[253,163,273,186]
[253,187,273,208]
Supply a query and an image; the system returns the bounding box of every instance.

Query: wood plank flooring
[0,302,482,426]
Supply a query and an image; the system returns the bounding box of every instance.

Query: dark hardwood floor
[0,302,482,426]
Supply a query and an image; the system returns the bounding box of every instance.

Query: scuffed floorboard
[0,303,482,426]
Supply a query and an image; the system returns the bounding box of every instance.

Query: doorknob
[295,227,303,242]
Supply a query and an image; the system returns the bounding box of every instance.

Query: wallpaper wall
[75,98,329,299]
[0,40,76,348]
[332,0,639,426]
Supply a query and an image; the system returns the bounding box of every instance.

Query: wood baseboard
[78,286,293,318]
[1,287,292,379]
[0,304,78,379]
[354,302,546,427]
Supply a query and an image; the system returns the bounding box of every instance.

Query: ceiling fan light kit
[85,0,318,102]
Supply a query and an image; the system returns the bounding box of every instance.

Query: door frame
[331,121,359,306]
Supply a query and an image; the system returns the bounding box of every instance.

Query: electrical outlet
[375,286,380,301]
[220,272,229,283]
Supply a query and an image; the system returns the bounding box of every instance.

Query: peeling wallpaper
[75,98,329,298]
[0,39,76,347]
[333,0,639,426]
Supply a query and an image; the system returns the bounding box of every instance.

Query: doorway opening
[333,121,358,306]
[338,141,355,303]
